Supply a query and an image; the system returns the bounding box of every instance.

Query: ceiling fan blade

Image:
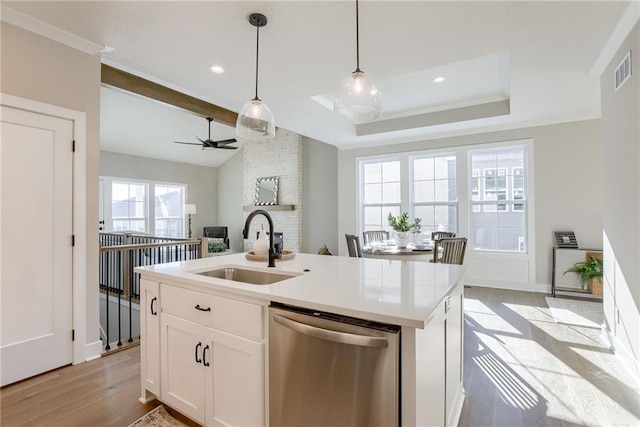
[193,134,208,144]
[217,145,238,150]
[214,138,237,145]
[174,141,204,146]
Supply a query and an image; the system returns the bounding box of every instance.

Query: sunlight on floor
[459,288,640,427]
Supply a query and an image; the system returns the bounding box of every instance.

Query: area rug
[128,405,189,427]
[545,297,603,329]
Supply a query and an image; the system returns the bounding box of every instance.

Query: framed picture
[554,231,578,249]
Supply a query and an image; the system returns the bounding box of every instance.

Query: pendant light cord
[355,0,361,73]
[254,24,260,101]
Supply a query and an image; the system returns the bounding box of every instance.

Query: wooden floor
[458,287,640,427]
[2,287,638,426]
[0,345,197,427]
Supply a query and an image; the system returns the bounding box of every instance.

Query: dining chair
[362,230,390,246]
[432,238,467,265]
[431,231,456,241]
[345,234,362,258]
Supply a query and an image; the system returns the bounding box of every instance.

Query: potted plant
[564,255,603,295]
[387,212,422,248]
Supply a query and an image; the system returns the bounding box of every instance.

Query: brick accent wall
[243,128,302,252]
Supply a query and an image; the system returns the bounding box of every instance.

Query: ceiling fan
[174,117,238,150]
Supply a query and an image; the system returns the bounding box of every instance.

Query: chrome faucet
[243,209,279,267]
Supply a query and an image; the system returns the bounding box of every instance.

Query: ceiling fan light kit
[236,13,276,141]
[334,0,381,123]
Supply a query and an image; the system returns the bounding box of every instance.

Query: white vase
[395,231,409,248]
[253,230,269,255]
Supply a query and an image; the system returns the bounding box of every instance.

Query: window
[357,142,529,255]
[112,181,147,233]
[103,177,187,237]
[361,160,401,232]
[154,184,185,237]
[411,155,458,236]
[470,147,527,253]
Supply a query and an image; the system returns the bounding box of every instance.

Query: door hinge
[72,329,75,341]
[72,235,75,246]
[72,140,76,152]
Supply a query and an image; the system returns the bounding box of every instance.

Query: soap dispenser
[253,224,269,256]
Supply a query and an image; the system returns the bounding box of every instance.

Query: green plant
[387,212,422,233]
[208,242,228,253]
[564,256,603,289]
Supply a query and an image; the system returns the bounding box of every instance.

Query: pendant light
[236,13,275,140]
[334,0,381,123]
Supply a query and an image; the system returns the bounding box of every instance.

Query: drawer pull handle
[150,297,157,316]
[203,345,210,367]
[195,342,202,364]
[194,304,211,312]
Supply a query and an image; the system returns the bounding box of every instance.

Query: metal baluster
[104,251,111,351]
[128,249,134,343]
[117,251,122,347]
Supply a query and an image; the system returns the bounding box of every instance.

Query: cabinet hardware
[203,345,210,367]
[444,297,451,313]
[150,297,157,315]
[195,342,202,363]
[194,304,211,312]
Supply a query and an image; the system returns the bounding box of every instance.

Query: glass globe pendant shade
[236,98,275,141]
[334,70,381,123]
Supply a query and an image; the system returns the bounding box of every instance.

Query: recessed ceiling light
[209,65,225,74]
[433,76,446,83]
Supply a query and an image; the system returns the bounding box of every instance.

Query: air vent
[614,51,632,91]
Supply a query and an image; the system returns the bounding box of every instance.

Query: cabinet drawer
[161,285,264,340]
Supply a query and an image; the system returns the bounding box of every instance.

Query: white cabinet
[403,282,464,427]
[140,279,160,402]
[445,284,464,426]
[141,282,266,426]
[204,328,264,427]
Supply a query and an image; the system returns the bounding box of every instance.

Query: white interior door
[0,106,74,386]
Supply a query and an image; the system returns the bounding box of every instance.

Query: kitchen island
[136,252,465,426]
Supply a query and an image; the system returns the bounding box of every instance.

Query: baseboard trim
[602,326,640,387]
[464,280,551,294]
[85,340,103,362]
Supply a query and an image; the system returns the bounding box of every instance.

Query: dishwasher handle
[273,313,389,348]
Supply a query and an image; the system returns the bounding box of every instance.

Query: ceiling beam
[101,64,238,127]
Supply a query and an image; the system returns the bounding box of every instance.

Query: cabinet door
[445,285,464,426]
[161,313,205,423]
[204,328,264,427]
[416,302,446,427]
[140,279,160,399]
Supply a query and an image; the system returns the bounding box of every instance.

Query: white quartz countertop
[135,252,465,329]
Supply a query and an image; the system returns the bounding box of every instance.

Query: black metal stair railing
[99,232,206,353]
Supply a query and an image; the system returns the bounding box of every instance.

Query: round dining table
[361,244,434,261]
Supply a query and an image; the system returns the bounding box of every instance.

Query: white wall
[338,119,603,288]
[1,23,102,354]
[217,148,245,252]
[302,137,339,254]
[601,22,639,377]
[99,151,217,238]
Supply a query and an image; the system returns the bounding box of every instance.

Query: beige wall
[302,137,339,254]
[601,22,639,375]
[1,23,102,349]
[338,119,603,287]
[99,151,218,238]
[217,148,245,252]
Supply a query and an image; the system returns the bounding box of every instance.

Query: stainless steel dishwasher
[269,303,400,427]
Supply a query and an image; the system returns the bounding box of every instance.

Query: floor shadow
[460,291,640,426]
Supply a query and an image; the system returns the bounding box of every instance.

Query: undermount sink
[196,266,300,285]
